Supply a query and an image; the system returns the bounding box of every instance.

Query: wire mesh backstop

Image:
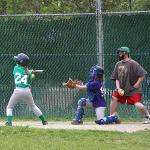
[0,12,150,119]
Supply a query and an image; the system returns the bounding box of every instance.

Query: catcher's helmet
[14,53,30,67]
[88,65,104,81]
[95,65,104,77]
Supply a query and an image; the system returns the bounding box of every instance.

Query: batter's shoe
[71,120,83,125]
[42,121,48,125]
[5,122,12,126]
[144,115,150,124]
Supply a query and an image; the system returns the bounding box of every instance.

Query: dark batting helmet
[14,53,30,67]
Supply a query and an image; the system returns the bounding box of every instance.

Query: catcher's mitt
[62,78,83,89]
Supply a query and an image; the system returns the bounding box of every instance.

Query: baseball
[119,90,125,96]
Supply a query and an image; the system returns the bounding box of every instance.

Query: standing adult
[110,47,150,124]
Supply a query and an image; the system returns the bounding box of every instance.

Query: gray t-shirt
[111,58,147,95]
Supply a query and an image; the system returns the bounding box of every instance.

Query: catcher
[5,53,48,126]
[64,65,120,125]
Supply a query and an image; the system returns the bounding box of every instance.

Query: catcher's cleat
[95,119,104,125]
[5,122,12,126]
[115,117,121,124]
[144,115,150,124]
[71,120,83,125]
[42,121,48,125]
[112,112,121,124]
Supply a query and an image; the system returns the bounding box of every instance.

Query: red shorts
[112,91,142,105]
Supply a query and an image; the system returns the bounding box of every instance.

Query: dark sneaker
[5,122,12,126]
[95,119,107,125]
[112,112,121,124]
[71,120,83,125]
[144,115,150,124]
[115,117,121,124]
[42,121,48,125]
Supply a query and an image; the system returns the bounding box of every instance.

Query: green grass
[0,126,150,150]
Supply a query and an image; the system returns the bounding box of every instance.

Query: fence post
[96,0,104,68]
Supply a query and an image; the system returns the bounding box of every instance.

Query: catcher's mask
[88,65,104,81]
[14,53,30,67]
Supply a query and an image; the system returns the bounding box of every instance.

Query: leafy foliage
[0,0,150,14]
[132,0,150,11]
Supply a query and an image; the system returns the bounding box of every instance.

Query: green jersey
[13,65,32,88]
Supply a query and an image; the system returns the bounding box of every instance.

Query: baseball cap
[117,47,130,53]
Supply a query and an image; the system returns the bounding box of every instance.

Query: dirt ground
[2,121,150,133]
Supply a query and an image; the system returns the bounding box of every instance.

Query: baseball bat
[29,70,45,73]
[33,70,45,73]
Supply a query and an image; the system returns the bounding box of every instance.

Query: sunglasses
[117,50,125,54]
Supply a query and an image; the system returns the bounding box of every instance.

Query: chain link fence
[0,12,149,119]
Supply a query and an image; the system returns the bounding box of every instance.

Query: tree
[0,0,150,15]
[0,0,7,14]
[102,0,132,12]
[132,0,150,11]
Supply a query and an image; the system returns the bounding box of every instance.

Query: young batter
[5,53,48,126]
